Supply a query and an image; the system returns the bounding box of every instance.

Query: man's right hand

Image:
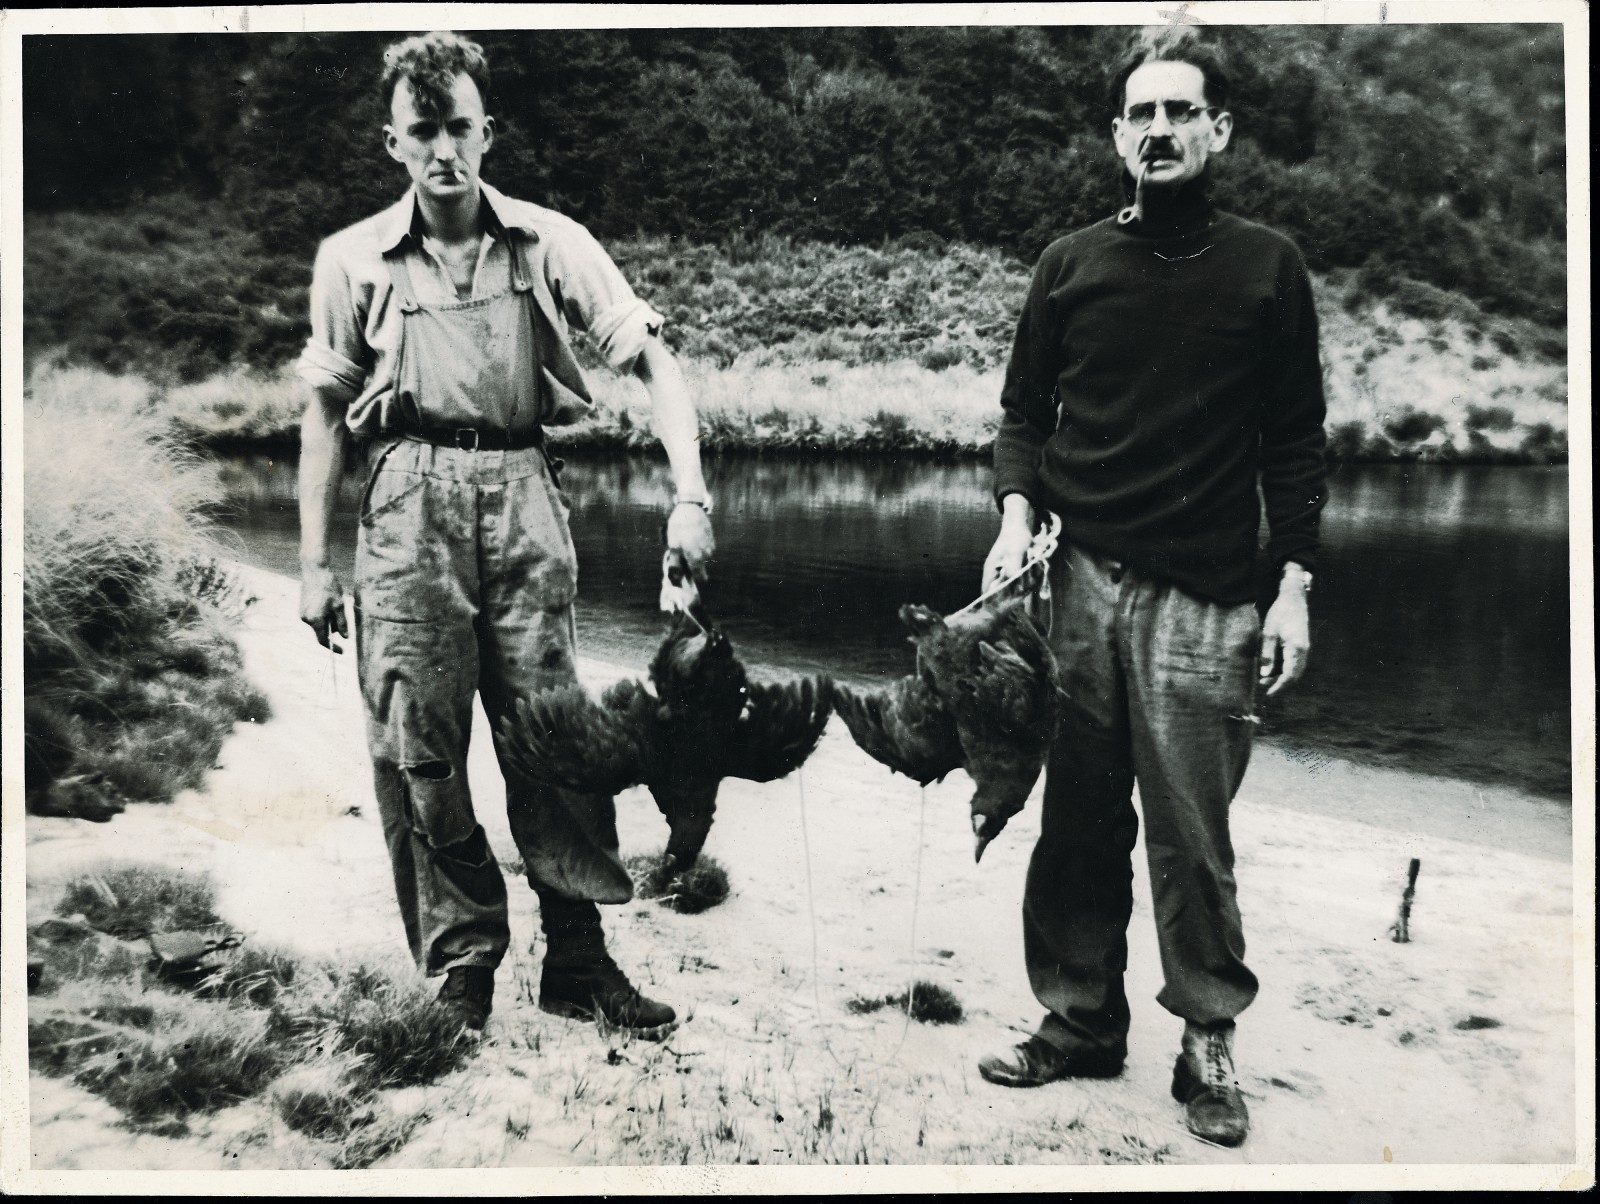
[300,563,349,653]
[981,521,1034,592]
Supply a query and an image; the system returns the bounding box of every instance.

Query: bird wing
[721,675,835,783]
[498,680,656,798]
[834,673,963,785]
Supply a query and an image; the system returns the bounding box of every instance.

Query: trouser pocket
[355,465,468,623]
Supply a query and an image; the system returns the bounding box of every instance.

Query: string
[796,767,851,1072]
[949,511,1062,619]
[884,782,929,1060]
[797,766,824,1029]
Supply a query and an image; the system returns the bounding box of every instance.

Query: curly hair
[1105,29,1231,117]
[380,31,491,118]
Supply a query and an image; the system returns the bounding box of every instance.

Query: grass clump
[55,862,221,939]
[29,860,470,1159]
[281,963,474,1093]
[71,1001,288,1126]
[625,850,733,914]
[268,1058,380,1140]
[846,980,965,1025]
[23,363,270,819]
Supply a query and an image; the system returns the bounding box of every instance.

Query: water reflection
[212,452,1572,801]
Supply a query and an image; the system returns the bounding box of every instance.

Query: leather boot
[436,964,494,1032]
[535,887,677,1039]
[1171,1020,1250,1146]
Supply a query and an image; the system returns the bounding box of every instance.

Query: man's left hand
[1258,581,1311,696]
[667,502,716,581]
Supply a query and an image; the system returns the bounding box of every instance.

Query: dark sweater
[993,187,1328,604]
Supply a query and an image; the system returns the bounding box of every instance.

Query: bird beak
[972,814,994,863]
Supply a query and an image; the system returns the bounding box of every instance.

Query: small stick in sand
[1388,857,1421,943]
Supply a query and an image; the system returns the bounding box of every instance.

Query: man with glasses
[296,32,715,1039]
[977,40,1327,1148]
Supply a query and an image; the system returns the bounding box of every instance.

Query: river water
[212,453,1572,801]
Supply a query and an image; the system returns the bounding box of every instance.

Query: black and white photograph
[1,2,1591,1192]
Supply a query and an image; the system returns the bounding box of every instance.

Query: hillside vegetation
[25,220,1569,464]
[20,23,1569,461]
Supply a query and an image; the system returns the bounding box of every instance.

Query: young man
[978,39,1327,1147]
[296,32,715,1038]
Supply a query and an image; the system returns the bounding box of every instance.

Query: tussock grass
[29,861,471,1155]
[269,1057,380,1140]
[626,850,733,914]
[55,862,221,939]
[23,364,220,666]
[570,358,1000,458]
[285,963,475,1093]
[163,364,307,445]
[71,1000,288,1126]
[845,980,965,1025]
[23,364,271,816]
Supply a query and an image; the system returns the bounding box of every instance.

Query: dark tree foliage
[22,23,1568,330]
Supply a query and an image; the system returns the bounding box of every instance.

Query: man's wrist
[1278,561,1313,596]
[673,492,713,517]
[999,490,1036,532]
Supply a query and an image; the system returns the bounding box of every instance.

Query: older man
[296,32,714,1038]
[977,39,1327,1147]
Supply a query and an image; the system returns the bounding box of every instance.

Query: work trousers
[353,439,618,977]
[1027,542,1261,1059]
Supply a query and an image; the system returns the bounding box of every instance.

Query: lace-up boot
[1171,1020,1250,1146]
[436,964,495,1032]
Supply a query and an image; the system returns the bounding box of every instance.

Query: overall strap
[382,246,422,314]
[505,226,534,294]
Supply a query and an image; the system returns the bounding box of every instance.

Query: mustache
[1139,137,1181,160]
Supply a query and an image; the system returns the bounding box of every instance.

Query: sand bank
[20,564,1585,1183]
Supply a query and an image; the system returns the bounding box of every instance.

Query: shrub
[1519,423,1566,464]
[1464,405,1516,432]
[1325,421,1372,461]
[1382,408,1447,444]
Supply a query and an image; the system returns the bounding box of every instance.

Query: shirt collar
[376,181,531,253]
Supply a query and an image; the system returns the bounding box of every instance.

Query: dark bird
[499,563,833,876]
[834,595,1060,862]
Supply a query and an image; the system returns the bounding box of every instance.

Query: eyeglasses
[1122,100,1220,129]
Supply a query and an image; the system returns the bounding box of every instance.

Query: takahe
[499,600,834,876]
[834,595,1061,861]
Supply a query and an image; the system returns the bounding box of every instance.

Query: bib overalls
[355,230,627,979]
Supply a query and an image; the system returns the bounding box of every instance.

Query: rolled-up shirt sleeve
[545,224,665,371]
[296,239,371,401]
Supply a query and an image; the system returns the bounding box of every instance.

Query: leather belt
[399,425,544,452]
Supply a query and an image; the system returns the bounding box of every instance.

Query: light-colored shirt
[296,181,664,436]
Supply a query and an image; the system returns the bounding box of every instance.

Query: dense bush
[22,24,1567,334]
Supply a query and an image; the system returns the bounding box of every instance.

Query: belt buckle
[453,428,479,451]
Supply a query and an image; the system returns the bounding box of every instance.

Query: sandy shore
[19,564,1587,1184]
